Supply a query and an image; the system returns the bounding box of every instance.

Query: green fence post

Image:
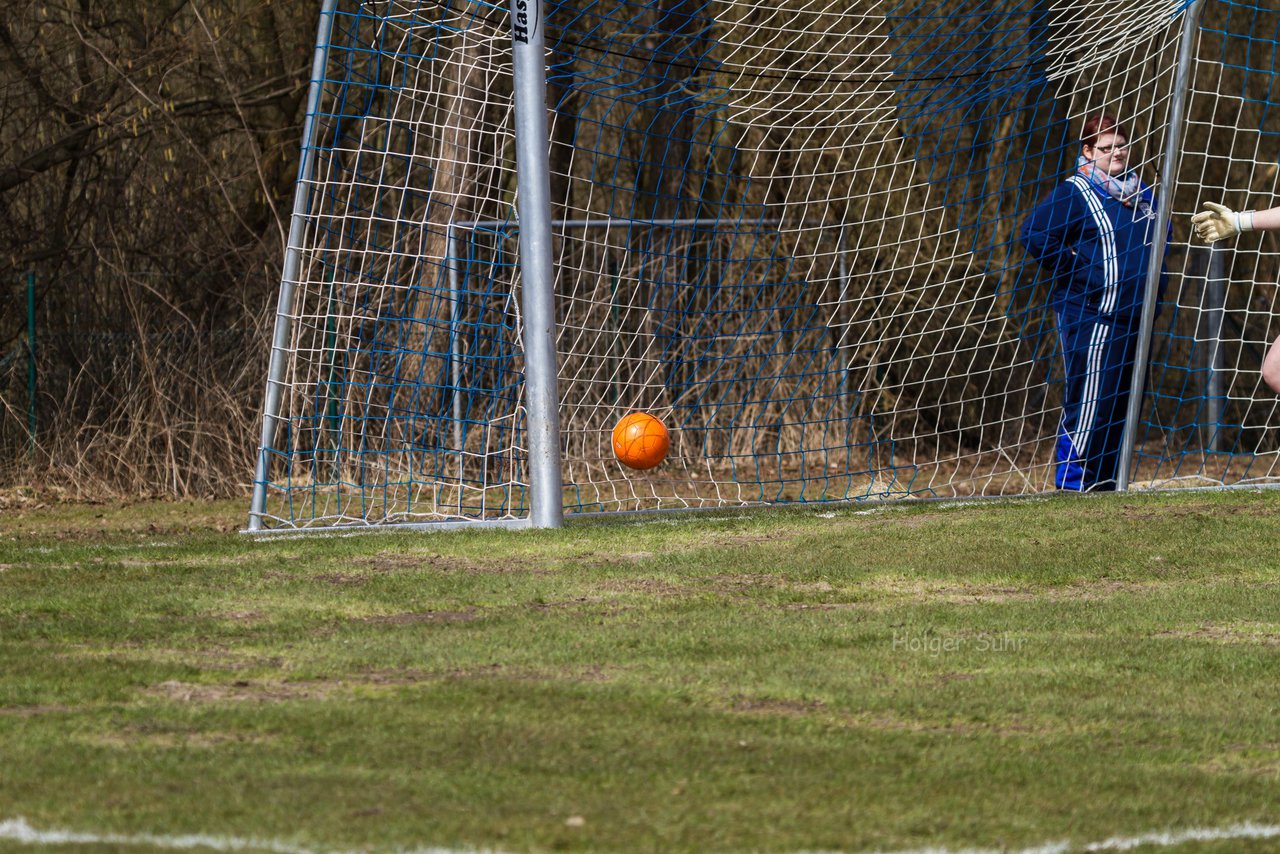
[26,271,36,454]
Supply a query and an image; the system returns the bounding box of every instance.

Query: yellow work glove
[1191,201,1254,243]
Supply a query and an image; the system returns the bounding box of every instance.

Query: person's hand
[1191,202,1252,243]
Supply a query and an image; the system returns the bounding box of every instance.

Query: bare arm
[1251,206,1280,232]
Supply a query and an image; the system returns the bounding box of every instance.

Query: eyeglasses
[1092,143,1129,154]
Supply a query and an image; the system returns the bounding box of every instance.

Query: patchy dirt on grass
[527,596,610,613]
[1,496,245,538]
[635,572,1192,614]
[0,704,76,717]
[57,644,284,672]
[600,578,695,598]
[1199,743,1280,778]
[313,572,369,585]
[706,531,793,546]
[855,576,1173,605]
[356,609,480,625]
[149,679,338,703]
[707,574,836,591]
[350,551,548,575]
[1156,622,1280,645]
[566,548,669,567]
[728,695,827,716]
[1118,501,1276,521]
[145,661,616,704]
[720,694,1059,738]
[841,710,1048,738]
[212,610,269,622]
[76,728,277,750]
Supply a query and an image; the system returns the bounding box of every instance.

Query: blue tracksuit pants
[1054,307,1142,492]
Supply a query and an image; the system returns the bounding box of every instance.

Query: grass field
[3,489,1280,853]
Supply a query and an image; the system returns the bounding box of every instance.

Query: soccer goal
[247,0,1280,532]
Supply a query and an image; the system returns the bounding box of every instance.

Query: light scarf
[1075,155,1154,218]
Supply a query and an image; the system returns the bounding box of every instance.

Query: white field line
[857,820,1280,854]
[3,816,1279,853]
[0,817,505,854]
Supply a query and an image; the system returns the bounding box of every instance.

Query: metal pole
[510,0,563,528]
[455,216,779,230]
[1117,0,1204,491]
[322,270,341,480]
[26,271,36,454]
[610,260,621,407]
[447,226,465,518]
[447,226,464,455]
[836,227,851,414]
[248,0,339,531]
[1205,242,1225,452]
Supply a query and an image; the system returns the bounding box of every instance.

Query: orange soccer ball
[611,412,670,470]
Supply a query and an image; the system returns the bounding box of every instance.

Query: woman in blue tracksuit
[1020,113,1169,492]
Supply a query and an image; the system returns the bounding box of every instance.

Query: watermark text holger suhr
[891,630,1026,656]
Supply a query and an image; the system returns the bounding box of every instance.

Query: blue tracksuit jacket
[1020,173,1166,318]
[1019,174,1168,490]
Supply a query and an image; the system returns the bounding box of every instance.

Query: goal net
[249,0,1280,530]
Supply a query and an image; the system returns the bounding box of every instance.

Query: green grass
[2,491,1280,852]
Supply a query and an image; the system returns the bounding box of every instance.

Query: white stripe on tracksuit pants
[1054,308,1140,491]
